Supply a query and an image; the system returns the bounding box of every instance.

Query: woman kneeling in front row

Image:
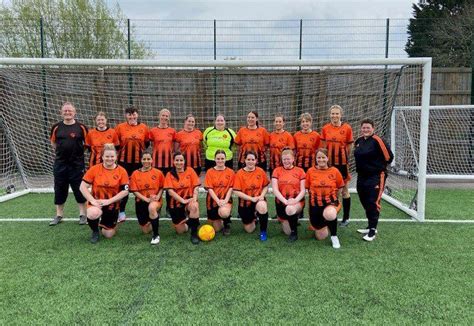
[305,148,344,249]
[164,153,201,244]
[80,144,129,243]
[233,151,270,241]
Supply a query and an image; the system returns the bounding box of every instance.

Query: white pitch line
[0,218,473,223]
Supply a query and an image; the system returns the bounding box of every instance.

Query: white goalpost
[0,57,432,221]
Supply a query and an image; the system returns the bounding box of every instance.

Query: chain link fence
[1,18,429,60]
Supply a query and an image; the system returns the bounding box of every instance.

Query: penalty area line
[0,218,473,223]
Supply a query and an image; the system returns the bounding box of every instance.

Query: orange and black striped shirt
[321,123,353,166]
[305,166,344,207]
[233,167,269,207]
[175,129,203,169]
[85,128,120,167]
[235,127,270,165]
[149,127,176,169]
[204,167,235,210]
[272,166,306,205]
[130,168,165,203]
[163,167,200,209]
[293,130,321,170]
[115,122,150,164]
[82,164,129,210]
[269,130,295,170]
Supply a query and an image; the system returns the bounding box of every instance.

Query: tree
[0,0,151,59]
[405,0,473,67]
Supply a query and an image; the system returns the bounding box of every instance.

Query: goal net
[392,105,474,180]
[0,58,431,220]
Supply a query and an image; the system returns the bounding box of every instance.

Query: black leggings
[357,172,387,229]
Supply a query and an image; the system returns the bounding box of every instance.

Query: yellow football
[198,224,216,241]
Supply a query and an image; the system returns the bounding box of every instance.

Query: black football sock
[87,218,99,232]
[288,214,298,235]
[257,212,268,232]
[150,218,159,237]
[328,219,337,236]
[342,197,351,220]
[223,218,231,228]
[187,218,199,235]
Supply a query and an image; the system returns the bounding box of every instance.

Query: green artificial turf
[0,221,472,324]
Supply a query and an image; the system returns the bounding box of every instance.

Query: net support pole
[127,19,133,106]
[417,59,432,222]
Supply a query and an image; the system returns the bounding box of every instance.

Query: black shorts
[119,162,142,177]
[238,203,257,225]
[333,164,350,182]
[205,159,234,171]
[309,201,339,230]
[135,201,151,226]
[207,206,220,221]
[53,162,86,205]
[98,206,119,230]
[275,200,304,220]
[169,206,187,226]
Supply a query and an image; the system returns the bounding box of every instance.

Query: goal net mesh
[0,62,424,214]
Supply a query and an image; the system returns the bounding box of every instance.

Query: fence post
[471,32,474,104]
[213,19,217,115]
[296,19,303,119]
[385,18,390,58]
[40,17,49,151]
[382,18,390,138]
[299,19,303,60]
[40,17,45,58]
[470,33,473,168]
[127,19,133,106]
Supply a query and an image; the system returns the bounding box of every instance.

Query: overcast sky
[111,0,417,20]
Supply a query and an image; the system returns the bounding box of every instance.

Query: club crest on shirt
[222,134,228,139]
[145,184,150,189]
[107,135,112,139]
[186,175,191,179]
[69,132,76,138]
[151,175,157,180]
[328,173,336,180]
[113,175,119,180]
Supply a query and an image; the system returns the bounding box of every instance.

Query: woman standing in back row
[269,114,295,177]
[235,111,270,170]
[354,119,393,242]
[175,114,203,176]
[203,114,236,170]
[293,113,321,172]
[321,105,354,227]
[115,106,150,222]
[85,111,119,168]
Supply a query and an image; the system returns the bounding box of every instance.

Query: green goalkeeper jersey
[203,126,236,161]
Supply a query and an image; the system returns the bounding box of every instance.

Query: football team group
[49,102,393,248]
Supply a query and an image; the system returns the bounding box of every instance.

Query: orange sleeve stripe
[373,135,391,162]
